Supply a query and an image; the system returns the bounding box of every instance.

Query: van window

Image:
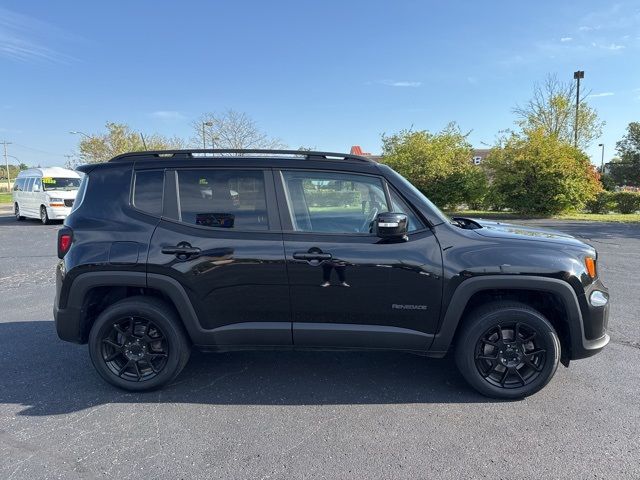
[13,178,25,191]
[133,171,164,216]
[33,178,42,192]
[42,177,81,191]
[25,178,35,192]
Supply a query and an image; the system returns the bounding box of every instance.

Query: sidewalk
[0,204,12,215]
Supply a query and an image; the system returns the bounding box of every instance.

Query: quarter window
[281,171,389,234]
[133,171,164,216]
[177,170,268,230]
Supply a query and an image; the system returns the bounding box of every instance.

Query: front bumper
[47,205,73,220]
[571,277,610,359]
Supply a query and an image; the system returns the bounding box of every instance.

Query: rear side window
[177,169,268,230]
[13,178,25,191]
[133,171,164,216]
[25,178,34,192]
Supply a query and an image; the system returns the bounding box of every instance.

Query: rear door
[276,169,443,350]
[147,167,291,347]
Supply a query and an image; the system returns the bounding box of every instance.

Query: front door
[277,169,443,350]
[147,167,291,347]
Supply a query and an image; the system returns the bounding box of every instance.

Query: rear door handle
[293,252,332,261]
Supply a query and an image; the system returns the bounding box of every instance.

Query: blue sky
[1,0,639,167]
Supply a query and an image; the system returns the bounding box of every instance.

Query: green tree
[485,128,601,214]
[73,122,184,165]
[381,123,487,209]
[608,122,640,187]
[513,74,604,149]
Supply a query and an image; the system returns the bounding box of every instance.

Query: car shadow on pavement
[0,321,491,416]
[0,213,63,227]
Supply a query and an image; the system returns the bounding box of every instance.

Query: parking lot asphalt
[0,209,638,479]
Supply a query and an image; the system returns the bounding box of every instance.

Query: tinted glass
[42,177,81,191]
[25,177,34,192]
[33,178,42,192]
[389,188,425,232]
[282,171,389,233]
[133,171,164,216]
[13,178,25,191]
[177,170,268,230]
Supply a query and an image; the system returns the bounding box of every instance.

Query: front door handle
[162,242,201,258]
[293,252,332,261]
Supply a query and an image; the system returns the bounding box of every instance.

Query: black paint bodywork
[53,151,609,361]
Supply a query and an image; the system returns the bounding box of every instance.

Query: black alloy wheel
[88,297,191,391]
[455,301,560,399]
[101,316,169,382]
[474,322,546,389]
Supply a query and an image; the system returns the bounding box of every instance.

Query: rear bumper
[53,262,83,343]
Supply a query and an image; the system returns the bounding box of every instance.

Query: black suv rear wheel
[88,297,191,391]
[455,301,560,399]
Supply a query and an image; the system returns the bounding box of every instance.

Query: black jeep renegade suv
[53,149,610,398]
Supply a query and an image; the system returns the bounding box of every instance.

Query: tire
[455,301,560,399]
[88,296,191,391]
[15,203,24,221]
[40,205,52,225]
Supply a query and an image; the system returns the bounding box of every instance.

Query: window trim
[276,168,430,237]
[166,167,278,233]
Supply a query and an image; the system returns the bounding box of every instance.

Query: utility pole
[573,70,584,147]
[1,141,12,192]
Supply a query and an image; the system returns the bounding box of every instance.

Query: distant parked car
[13,167,81,224]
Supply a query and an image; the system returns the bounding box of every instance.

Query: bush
[613,191,640,214]
[485,129,602,215]
[585,191,615,213]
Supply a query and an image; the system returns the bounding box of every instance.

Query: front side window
[389,189,425,232]
[33,178,42,192]
[177,169,268,230]
[25,177,34,192]
[133,170,164,216]
[42,177,81,191]
[281,171,389,234]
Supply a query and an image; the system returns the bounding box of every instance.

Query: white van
[13,167,82,224]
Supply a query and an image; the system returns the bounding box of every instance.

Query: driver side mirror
[374,212,408,240]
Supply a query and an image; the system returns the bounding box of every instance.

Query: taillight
[58,228,73,259]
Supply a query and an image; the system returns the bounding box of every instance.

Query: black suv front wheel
[455,301,560,399]
[88,297,191,391]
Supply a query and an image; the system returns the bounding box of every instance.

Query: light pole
[573,70,584,147]
[598,143,605,173]
[69,130,91,139]
[202,122,213,149]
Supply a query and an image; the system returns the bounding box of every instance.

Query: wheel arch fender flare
[63,271,202,343]
[428,276,585,355]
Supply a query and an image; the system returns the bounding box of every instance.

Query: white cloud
[380,80,422,87]
[150,110,186,120]
[0,7,76,63]
[560,37,573,42]
[590,92,614,98]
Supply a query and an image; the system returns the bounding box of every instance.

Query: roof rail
[108,149,374,163]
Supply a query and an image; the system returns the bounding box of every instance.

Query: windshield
[42,177,81,191]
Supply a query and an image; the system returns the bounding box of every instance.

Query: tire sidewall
[88,298,189,391]
[40,206,49,224]
[456,305,560,399]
